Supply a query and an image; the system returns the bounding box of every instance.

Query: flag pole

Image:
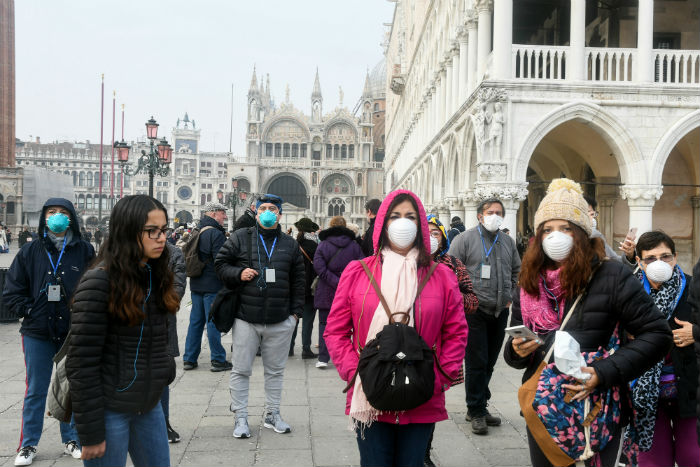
[98,74,104,224]
[110,91,115,202]
[120,104,124,198]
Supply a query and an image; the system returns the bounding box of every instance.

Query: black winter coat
[165,242,187,357]
[66,267,176,446]
[297,236,318,302]
[504,259,672,390]
[233,209,257,232]
[215,225,305,324]
[3,198,94,344]
[690,257,700,442]
[190,215,226,294]
[360,218,375,257]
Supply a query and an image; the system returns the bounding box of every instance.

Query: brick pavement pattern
[0,247,532,466]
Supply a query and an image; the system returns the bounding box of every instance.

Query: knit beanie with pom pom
[534,178,592,236]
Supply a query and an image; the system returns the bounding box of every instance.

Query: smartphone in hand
[505,325,539,341]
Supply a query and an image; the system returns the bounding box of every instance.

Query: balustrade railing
[512,45,567,80]
[654,49,700,84]
[586,48,635,82]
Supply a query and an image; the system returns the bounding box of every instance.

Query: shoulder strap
[299,246,313,263]
[327,245,346,266]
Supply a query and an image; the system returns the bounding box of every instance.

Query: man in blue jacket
[183,202,232,372]
[4,198,95,466]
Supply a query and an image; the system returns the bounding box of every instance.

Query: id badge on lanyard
[481,264,491,280]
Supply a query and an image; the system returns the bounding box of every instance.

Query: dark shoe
[301,348,317,359]
[466,411,501,426]
[423,451,436,467]
[471,416,488,435]
[210,360,233,372]
[256,347,261,356]
[183,361,197,371]
[166,419,180,443]
[288,348,294,357]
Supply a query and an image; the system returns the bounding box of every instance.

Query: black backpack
[343,260,454,412]
[182,226,215,278]
[208,228,253,333]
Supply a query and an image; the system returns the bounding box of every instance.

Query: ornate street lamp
[221,179,255,222]
[117,117,172,198]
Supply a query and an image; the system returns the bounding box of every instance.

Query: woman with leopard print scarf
[624,231,699,467]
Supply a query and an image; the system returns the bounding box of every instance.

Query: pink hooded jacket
[324,190,468,424]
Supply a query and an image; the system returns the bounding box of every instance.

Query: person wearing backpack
[324,190,468,467]
[503,179,672,467]
[182,202,231,372]
[312,216,364,369]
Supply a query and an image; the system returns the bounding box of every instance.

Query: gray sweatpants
[229,315,296,418]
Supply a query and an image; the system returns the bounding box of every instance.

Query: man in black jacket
[359,198,381,257]
[182,202,232,372]
[232,201,257,232]
[215,194,305,439]
[4,198,95,466]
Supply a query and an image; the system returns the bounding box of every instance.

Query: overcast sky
[15,0,395,153]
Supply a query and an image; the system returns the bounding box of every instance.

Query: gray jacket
[448,225,520,315]
[166,243,187,357]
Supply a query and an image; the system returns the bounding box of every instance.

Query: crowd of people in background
[3,183,700,467]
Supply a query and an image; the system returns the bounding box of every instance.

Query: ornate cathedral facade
[240,66,386,230]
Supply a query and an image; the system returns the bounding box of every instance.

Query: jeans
[317,308,330,363]
[355,421,435,467]
[19,335,79,449]
[290,301,316,351]
[229,316,295,418]
[160,386,169,419]
[637,399,700,467]
[183,291,226,363]
[83,405,169,467]
[464,308,508,417]
[526,426,621,467]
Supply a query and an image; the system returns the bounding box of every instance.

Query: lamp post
[115,116,173,198]
[217,179,253,226]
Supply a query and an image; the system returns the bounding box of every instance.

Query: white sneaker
[64,441,81,459]
[315,361,328,369]
[15,446,36,466]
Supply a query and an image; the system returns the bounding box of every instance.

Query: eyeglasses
[143,228,172,239]
[429,231,443,239]
[640,253,674,265]
[257,206,279,214]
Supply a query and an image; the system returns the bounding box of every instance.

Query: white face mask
[387,217,418,249]
[591,218,598,230]
[429,236,440,255]
[482,214,503,233]
[542,231,574,262]
[645,260,673,284]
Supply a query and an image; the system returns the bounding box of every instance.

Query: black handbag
[343,260,454,412]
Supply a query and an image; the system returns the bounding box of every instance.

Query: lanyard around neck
[259,235,277,262]
[478,225,499,260]
[46,235,68,277]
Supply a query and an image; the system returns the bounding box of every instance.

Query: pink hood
[371,189,431,256]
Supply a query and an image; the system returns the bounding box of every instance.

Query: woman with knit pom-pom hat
[503,178,672,467]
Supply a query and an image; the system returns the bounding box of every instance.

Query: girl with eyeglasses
[622,231,699,467]
[66,195,180,467]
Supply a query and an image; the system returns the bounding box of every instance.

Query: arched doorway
[175,210,193,226]
[266,174,308,208]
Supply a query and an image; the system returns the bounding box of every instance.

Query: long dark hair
[520,222,606,299]
[376,193,431,268]
[97,195,179,325]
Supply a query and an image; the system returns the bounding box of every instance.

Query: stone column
[446,197,463,224]
[598,197,616,246]
[492,0,513,80]
[445,56,454,120]
[692,196,700,261]
[476,1,493,82]
[636,0,654,83]
[568,0,586,81]
[451,45,460,113]
[458,35,469,102]
[440,68,448,126]
[462,192,480,229]
[620,185,663,237]
[467,13,479,92]
[438,205,451,228]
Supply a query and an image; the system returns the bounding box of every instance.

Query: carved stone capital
[620,185,663,207]
[474,182,529,203]
[445,196,462,211]
[466,10,478,29]
[460,191,480,206]
[476,162,507,182]
[691,196,700,209]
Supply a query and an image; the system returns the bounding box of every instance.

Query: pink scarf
[350,247,419,428]
[520,268,567,334]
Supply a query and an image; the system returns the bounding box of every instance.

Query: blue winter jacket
[189,215,226,294]
[3,198,95,344]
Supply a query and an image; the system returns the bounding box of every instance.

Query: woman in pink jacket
[324,190,468,467]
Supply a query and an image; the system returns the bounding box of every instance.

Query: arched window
[283,143,290,157]
[328,198,346,217]
[357,172,363,188]
[349,145,355,158]
[87,171,93,187]
[86,195,93,210]
[311,172,318,186]
[72,171,78,186]
[341,145,347,159]
[201,194,206,205]
[101,195,108,210]
[292,144,298,158]
[266,143,273,156]
[374,103,379,112]
[267,175,308,208]
[79,172,86,187]
[274,143,281,157]
[78,194,85,209]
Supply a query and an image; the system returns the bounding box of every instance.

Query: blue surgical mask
[46,213,70,234]
[259,210,277,228]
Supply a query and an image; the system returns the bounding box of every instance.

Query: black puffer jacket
[690,257,700,442]
[504,259,672,389]
[66,267,176,446]
[215,225,305,324]
[297,236,318,302]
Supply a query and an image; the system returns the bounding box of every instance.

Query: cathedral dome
[368,58,386,99]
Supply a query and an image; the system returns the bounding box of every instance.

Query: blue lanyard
[45,235,67,279]
[259,235,277,262]
[478,225,499,261]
